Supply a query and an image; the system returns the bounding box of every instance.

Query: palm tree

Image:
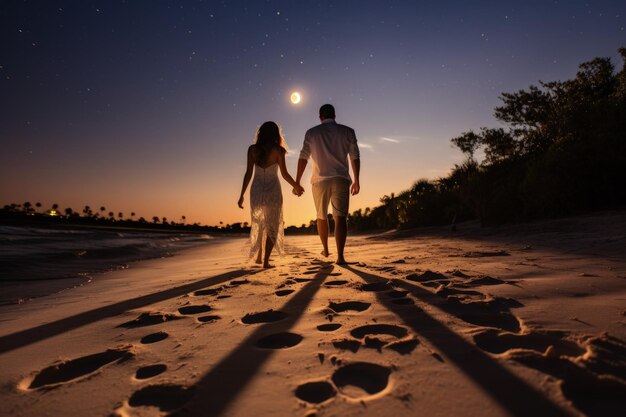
[23,201,32,214]
[64,207,74,217]
[118,212,124,220]
[52,203,59,211]
[152,216,160,224]
[100,206,106,216]
[83,205,92,217]
[130,212,136,220]
[35,202,42,213]
[108,211,114,220]
[181,215,186,224]
[162,217,168,225]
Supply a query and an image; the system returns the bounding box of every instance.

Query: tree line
[347,48,626,231]
[0,202,254,233]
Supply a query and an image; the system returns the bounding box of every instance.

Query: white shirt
[299,119,360,184]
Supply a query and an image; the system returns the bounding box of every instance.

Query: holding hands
[239,184,303,209]
[292,183,305,197]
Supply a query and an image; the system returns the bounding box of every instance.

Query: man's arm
[296,132,311,187]
[348,128,360,195]
[350,158,360,195]
[296,158,308,185]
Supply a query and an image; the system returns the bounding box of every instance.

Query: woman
[238,121,303,268]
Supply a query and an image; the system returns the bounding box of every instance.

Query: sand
[1,212,625,417]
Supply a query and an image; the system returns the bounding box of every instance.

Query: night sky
[1,1,624,226]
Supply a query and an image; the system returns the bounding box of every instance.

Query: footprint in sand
[385,289,409,298]
[332,339,362,353]
[275,289,295,296]
[385,338,420,354]
[331,362,392,399]
[406,270,448,283]
[405,271,523,332]
[135,364,167,380]
[295,277,314,282]
[447,269,471,278]
[128,384,194,412]
[473,328,585,356]
[351,324,408,339]
[317,323,342,332]
[216,294,232,299]
[241,310,288,324]
[22,347,134,390]
[277,278,297,287]
[140,331,169,344]
[333,324,419,355]
[229,279,250,286]
[328,301,371,313]
[119,312,181,328]
[197,315,221,323]
[444,295,522,333]
[324,280,349,287]
[294,381,337,404]
[178,305,212,315]
[496,334,626,417]
[255,332,303,349]
[193,287,222,296]
[294,362,392,404]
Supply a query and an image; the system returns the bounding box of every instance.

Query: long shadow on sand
[343,265,571,417]
[169,265,333,416]
[0,269,256,354]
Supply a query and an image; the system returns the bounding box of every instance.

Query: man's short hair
[319,104,336,119]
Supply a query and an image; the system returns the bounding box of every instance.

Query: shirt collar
[322,118,336,124]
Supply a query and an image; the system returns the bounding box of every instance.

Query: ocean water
[0,225,217,305]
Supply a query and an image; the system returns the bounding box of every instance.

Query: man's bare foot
[336,257,347,265]
[321,249,329,257]
[263,263,275,269]
[255,258,262,264]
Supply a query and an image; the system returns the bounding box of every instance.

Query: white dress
[249,163,284,259]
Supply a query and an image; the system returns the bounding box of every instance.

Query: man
[296,104,360,264]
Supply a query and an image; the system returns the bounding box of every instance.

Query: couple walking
[238,104,361,268]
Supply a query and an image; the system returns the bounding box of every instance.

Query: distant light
[290,91,301,104]
[48,209,59,216]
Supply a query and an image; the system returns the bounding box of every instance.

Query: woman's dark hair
[254,121,286,164]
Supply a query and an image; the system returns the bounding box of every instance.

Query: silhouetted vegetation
[347,47,626,230]
[0,202,253,234]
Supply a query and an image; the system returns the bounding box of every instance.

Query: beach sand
[1,212,625,417]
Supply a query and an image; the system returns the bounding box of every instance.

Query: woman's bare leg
[255,246,262,264]
[263,235,275,268]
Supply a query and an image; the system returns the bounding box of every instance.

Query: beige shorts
[312,178,351,220]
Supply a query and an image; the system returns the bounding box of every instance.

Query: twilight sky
[1,0,624,227]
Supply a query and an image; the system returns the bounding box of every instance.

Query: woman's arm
[278,150,304,195]
[238,146,255,208]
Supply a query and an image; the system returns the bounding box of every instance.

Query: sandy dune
[1,212,625,417]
